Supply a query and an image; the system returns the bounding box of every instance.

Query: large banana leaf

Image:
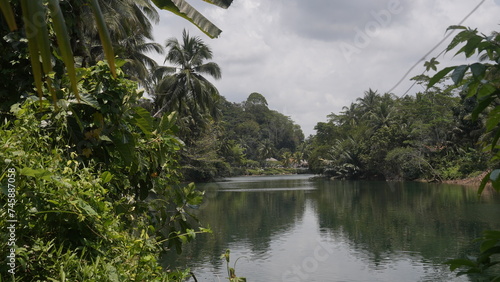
[152,0,233,38]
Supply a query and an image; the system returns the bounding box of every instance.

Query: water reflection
[161,175,500,281]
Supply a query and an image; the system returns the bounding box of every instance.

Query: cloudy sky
[151,0,500,136]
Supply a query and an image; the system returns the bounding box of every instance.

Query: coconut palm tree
[71,0,163,87]
[338,102,361,126]
[356,88,380,116]
[109,28,164,88]
[152,29,222,121]
[1,0,233,105]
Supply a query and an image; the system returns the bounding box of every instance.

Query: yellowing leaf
[0,0,18,30]
[89,0,116,78]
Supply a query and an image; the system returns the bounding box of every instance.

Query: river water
[162,174,500,281]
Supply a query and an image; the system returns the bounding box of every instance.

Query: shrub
[0,63,206,281]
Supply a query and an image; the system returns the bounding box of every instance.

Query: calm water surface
[162,174,500,281]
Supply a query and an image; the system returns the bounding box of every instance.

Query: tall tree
[64,0,163,87]
[152,29,222,140]
[356,88,380,116]
[0,0,233,107]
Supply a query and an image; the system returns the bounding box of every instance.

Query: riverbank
[441,171,490,187]
[246,167,311,176]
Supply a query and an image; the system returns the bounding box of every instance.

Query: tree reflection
[161,176,500,279]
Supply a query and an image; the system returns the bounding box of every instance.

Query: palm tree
[152,29,222,121]
[338,102,361,126]
[112,29,164,87]
[356,88,380,116]
[368,102,395,129]
[71,0,163,87]
[1,0,233,105]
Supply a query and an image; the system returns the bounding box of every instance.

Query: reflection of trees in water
[161,177,500,274]
[161,178,309,268]
[314,180,500,265]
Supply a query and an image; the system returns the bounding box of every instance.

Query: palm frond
[195,62,221,79]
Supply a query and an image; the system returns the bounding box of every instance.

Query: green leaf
[477,83,497,99]
[486,107,500,131]
[446,29,477,53]
[78,92,100,109]
[456,35,482,58]
[472,95,494,120]
[478,172,491,196]
[78,199,98,216]
[446,25,468,31]
[427,66,454,89]
[20,0,44,102]
[89,0,116,77]
[100,171,114,184]
[47,0,80,101]
[470,63,486,79]
[491,169,500,182]
[132,107,154,136]
[152,0,230,38]
[159,111,177,132]
[424,58,439,72]
[186,228,196,239]
[30,0,56,103]
[481,238,500,253]
[445,258,477,271]
[20,167,53,180]
[491,169,500,191]
[491,129,500,151]
[111,131,136,166]
[451,64,469,85]
[483,230,500,240]
[0,0,18,30]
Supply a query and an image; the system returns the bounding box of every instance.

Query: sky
[150,0,500,136]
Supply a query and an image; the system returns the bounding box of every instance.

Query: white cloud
[152,0,500,136]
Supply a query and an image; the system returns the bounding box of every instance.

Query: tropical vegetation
[426,26,500,280]
[2,0,500,280]
[0,0,234,281]
[308,78,490,181]
[307,25,500,279]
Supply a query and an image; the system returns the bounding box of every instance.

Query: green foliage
[0,0,238,280]
[309,80,484,181]
[426,25,500,279]
[173,92,306,180]
[384,147,428,180]
[218,95,305,167]
[446,230,500,280]
[0,63,208,281]
[220,249,247,282]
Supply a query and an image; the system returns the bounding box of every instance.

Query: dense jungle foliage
[1,0,500,280]
[185,93,306,181]
[307,83,491,181]
[0,0,234,281]
[306,25,500,279]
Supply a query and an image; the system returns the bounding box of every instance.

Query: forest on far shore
[203,74,491,183]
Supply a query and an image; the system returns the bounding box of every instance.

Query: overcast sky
[151,0,500,136]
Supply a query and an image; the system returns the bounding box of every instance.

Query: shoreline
[441,171,490,187]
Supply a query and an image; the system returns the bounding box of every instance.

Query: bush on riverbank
[0,65,204,281]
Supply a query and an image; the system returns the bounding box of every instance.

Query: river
[162,174,500,281]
